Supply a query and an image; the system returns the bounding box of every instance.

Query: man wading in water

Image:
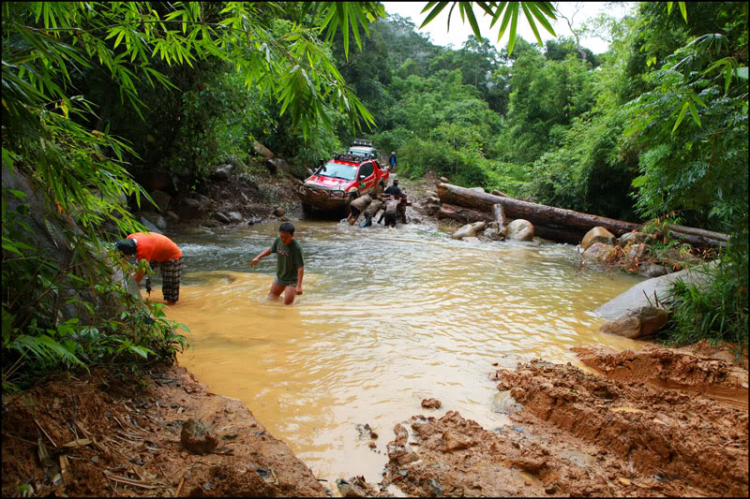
[250,222,305,305]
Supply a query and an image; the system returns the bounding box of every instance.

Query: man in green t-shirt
[250,222,305,305]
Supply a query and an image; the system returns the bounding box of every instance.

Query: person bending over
[115,232,183,304]
[250,222,305,305]
[346,193,372,226]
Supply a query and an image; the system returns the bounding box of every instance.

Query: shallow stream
[157,221,645,485]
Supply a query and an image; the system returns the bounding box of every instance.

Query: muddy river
[158,220,645,486]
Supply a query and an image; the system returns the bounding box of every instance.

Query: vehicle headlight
[330,190,345,198]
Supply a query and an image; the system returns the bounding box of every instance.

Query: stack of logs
[436,183,729,249]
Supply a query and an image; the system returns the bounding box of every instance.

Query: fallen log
[666,224,730,242]
[533,225,586,245]
[437,183,726,249]
[437,203,583,244]
[437,204,492,225]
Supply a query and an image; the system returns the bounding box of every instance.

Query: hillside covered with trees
[2,1,747,401]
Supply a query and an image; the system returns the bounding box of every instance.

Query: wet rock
[421,398,442,409]
[463,236,481,243]
[639,263,668,278]
[599,306,670,339]
[137,213,164,234]
[247,217,262,225]
[583,242,617,264]
[440,177,449,183]
[166,210,180,223]
[272,207,285,217]
[625,242,647,264]
[619,231,646,246]
[227,211,243,223]
[507,219,534,241]
[452,221,486,240]
[213,212,232,224]
[581,227,615,251]
[180,418,219,455]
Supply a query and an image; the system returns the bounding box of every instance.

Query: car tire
[374,182,383,197]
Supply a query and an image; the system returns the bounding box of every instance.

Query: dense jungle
[2,2,748,497]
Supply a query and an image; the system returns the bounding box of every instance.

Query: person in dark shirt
[383,179,403,197]
[383,180,408,224]
[250,223,305,305]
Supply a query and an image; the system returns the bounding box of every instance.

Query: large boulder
[213,212,232,224]
[452,221,486,240]
[599,306,670,339]
[583,242,617,264]
[618,231,646,246]
[506,219,534,241]
[227,211,243,223]
[581,226,615,251]
[624,242,647,264]
[594,261,719,320]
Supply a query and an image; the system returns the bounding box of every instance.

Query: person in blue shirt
[389,151,397,172]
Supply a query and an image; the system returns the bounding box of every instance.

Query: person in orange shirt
[115,232,184,304]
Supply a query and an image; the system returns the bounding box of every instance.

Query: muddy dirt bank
[375,346,747,497]
[1,365,327,497]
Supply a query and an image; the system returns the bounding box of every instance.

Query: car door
[357,162,376,194]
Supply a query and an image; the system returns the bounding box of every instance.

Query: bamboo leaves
[419,2,557,54]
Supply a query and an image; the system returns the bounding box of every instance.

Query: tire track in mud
[376,348,748,497]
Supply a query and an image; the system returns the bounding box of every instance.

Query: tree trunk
[493,204,506,232]
[533,225,586,245]
[437,183,727,249]
[437,204,492,224]
[666,224,730,242]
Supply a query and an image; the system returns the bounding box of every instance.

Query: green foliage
[2,1,388,390]
[666,259,748,346]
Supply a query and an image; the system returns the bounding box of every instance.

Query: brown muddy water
[153,220,646,487]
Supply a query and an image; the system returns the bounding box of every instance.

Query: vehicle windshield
[348,147,373,156]
[317,161,357,181]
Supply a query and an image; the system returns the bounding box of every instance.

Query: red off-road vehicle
[297,150,390,215]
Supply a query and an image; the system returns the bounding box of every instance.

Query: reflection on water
[152,221,645,485]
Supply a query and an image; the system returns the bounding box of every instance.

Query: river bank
[3,170,747,497]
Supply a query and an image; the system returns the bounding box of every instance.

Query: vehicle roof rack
[334,152,368,163]
[352,138,373,147]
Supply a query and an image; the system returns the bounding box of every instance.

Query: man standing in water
[250,222,304,305]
